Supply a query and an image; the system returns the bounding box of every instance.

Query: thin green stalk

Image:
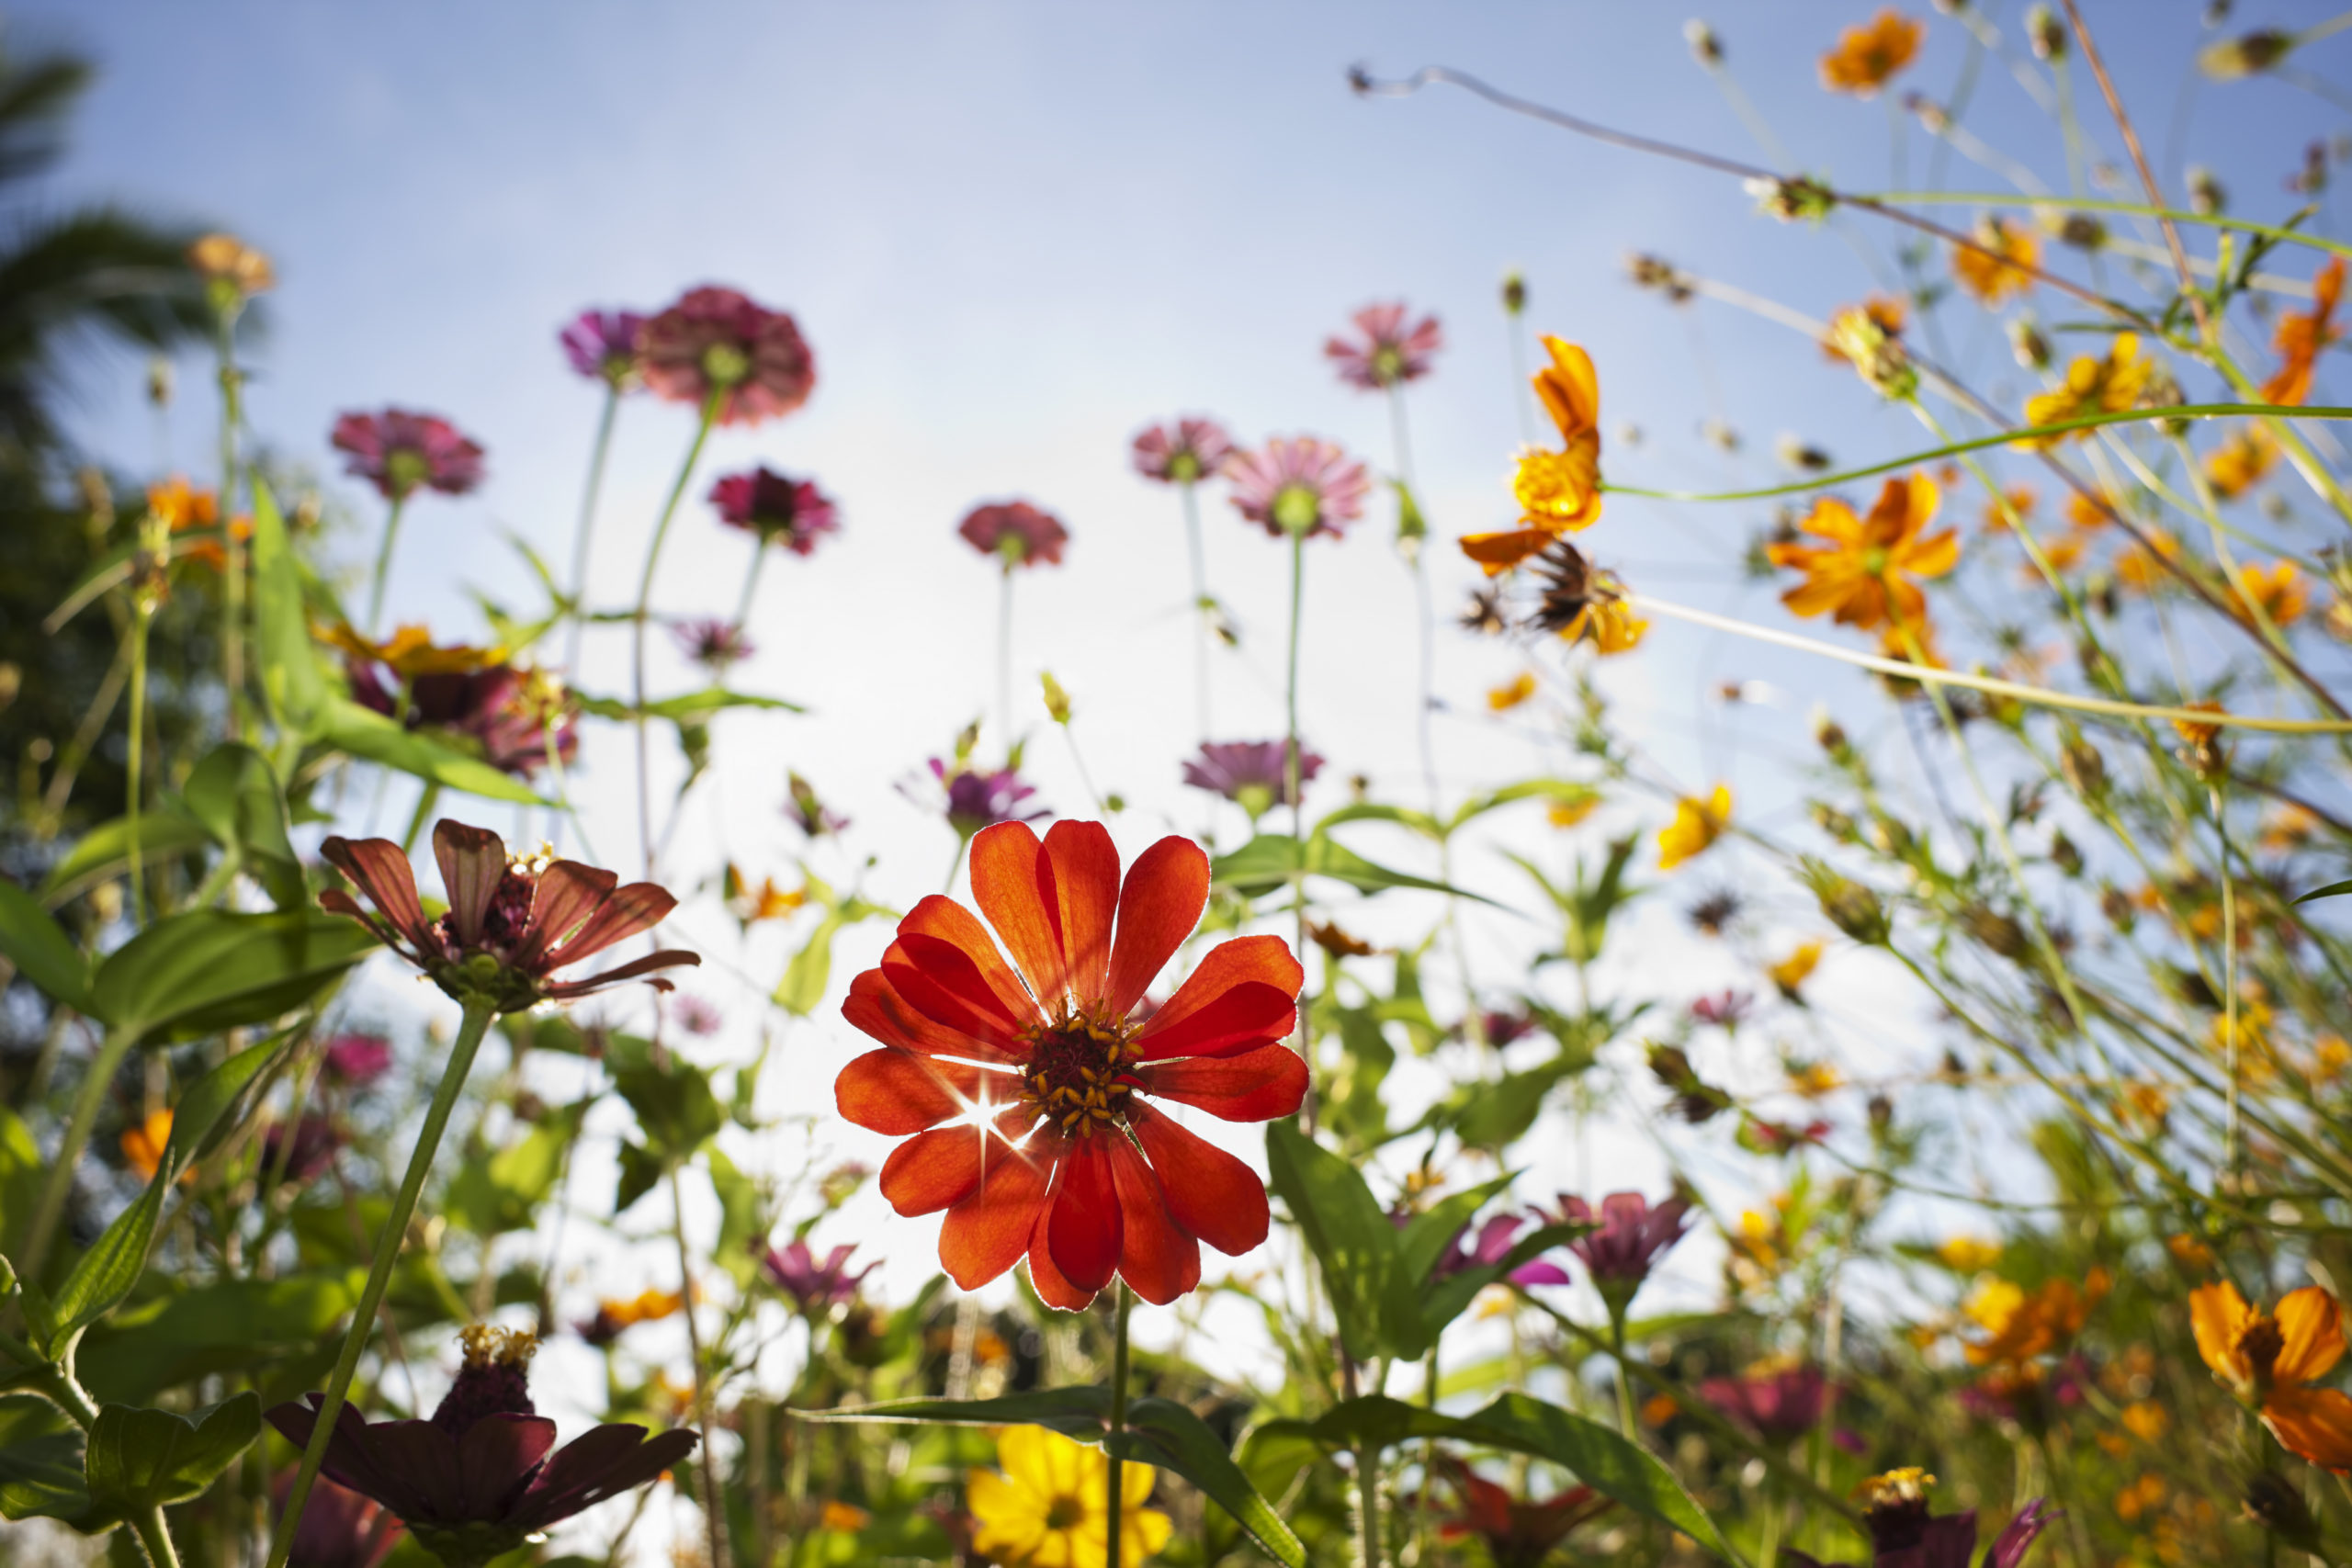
[1284,530,1312,1127]
[17,1024,138,1284]
[734,542,768,629]
[1388,387,1438,815]
[671,1165,729,1568]
[632,396,721,877]
[563,384,622,679]
[1180,479,1211,742]
[2215,780,2243,1180]
[131,1503,184,1568]
[1106,1283,1133,1568]
[215,312,246,732]
[1354,1439,1382,1568]
[998,563,1015,751]
[266,998,498,1568]
[399,784,442,857]
[364,494,409,637]
[1607,1307,1636,1438]
[126,601,153,926]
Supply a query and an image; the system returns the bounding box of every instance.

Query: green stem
[216,313,246,734]
[1353,1439,1382,1568]
[266,998,497,1568]
[1106,1283,1132,1568]
[670,1166,729,1568]
[733,542,768,629]
[20,1024,140,1281]
[998,563,1015,750]
[131,1503,184,1568]
[632,397,720,877]
[563,384,622,677]
[1284,530,1311,1129]
[1608,1307,1636,1438]
[364,494,409,637]
[1180,479,1211,743]
[126,602,153,927]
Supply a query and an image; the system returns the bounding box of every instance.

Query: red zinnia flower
[640,285,816,427]
[1325,301,1443,390]
[834,820,1306,1308]
[331,410,486,502]
[959,500,1069,569]
[708,466,839,555]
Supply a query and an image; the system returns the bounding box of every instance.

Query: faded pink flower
[1132,418,1235,484]
[1326,301,1442,390]
[708,467,839,555]
[958,500,1069,568]
[560,309,645,388]
[1225,437,1371,540]
[640,286,815,427]
[331,410,485,502]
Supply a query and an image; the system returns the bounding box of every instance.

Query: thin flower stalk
[670,1163,728,1568]
[562,382,620,701]
[632,390,722,875]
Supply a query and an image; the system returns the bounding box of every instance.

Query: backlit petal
[1105,837,1210,1017]
[970,822,1068,1005]
[322,836,430,947]
[2267,1385,2352,1472]
[836,1049,988,1136]
[1045,1137,1122,1295]
[1130,1104,1270,1257]
[2190,1280,2256,1384]
[1133,936,1302,1061]
[513,861,618,966]
[939,1138,1054,1290]
[1044,822,1120,1011]
[1137,1044,1307,1122]
[546,882,676,967]
[432,821,506,948]
[1026,1201,1097,1312]
[897,895,1042,1028]
[1107,1134,1201,1305]
[879,1126,984,1216]
[842,967,1023,1064]
[886,937,1035,1050]
[1459,529,1555,575]
[2276,1286,2347,1385]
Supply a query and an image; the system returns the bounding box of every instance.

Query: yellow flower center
[1861,546,1891,577]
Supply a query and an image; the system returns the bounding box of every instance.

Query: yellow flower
[1657,784,1732,871]
[2120,1401,2170,1442]
[1819,8,1923,96]
[1787,1060,1843,1097]
[2260,805,2318,854]
[120,1109,174,1184]
[2192,1280,2352,1472]
[2115,526,2182,592]
[187,231,275,296]
[598,1288,686,1330]
[1965,1270,2108,1367]
[1487,672,1538,712]
[1547,796,1599,829]
[318,622,507,678]
[968,1426,1170,1568]
[727,868,807,925]
[820,1502,871,1533]
[2021,333,2151,446]
[147,476,218,531]
[2166,1233,2215,1273]
[2262,257,2345,408]
[1563,596,1647,655]
[1951,216,2039,307]
[1768,941,1822,999]
[2064,486,2122,531]
[2207,426,2279,500]
[2234,559,2310,627]
[1937,1235,2004,1273]
[1980,485,2036,534]
[1463,336,1601,574]
[1512,445,1602,531]
[1768,473,1958,631]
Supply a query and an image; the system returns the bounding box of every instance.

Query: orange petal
[1045,1138,1122,1296]
[1533,337,1600,440]
[1024,1200,1096,1312]
[841,967,1022,1064]
[1107,1134,1201,1305]
[2190,1280,2256,1384]
[1138,1044,1307,1122]
[2276,1286,2346,1386]
[968,822,1068,1006]
[1459,529,1555,575]
[1105,837,1210,1017]
[1043,822,1120,1012]
[1134,936,1303,1061]
[1900,528,1962,581]
[897,896,1040,1028]
[2267,1385,2352,1472]
[878,1126,985,1216]
[938,1138,1053,1291]
[1130,1104,1271,1258]
[834,1048,986,1136]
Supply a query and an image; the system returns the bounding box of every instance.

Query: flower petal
[455,1413,559,1521]
[2269,1385,2352,1472]
[969,822,1069,1005]
[1458,529,1555,575]
[836,1049,989,1136]
[893,894,1043,1031]
[267,1399,434,1523]
[1106,1134,1200,1305]
[1045,1136,1122,1296]
[1105,837,1210,1018]
[2277,1286,2347,1385]
[1044,821,1121,1012]
[1137,1044,1306,1122]
[2190,1280,2256,1384]
[548,882,677,968]
[322,837,430,945]
[432,821,506,948]
[317,890,411,960]
[1129,1104,1270,1258]
[514,861,619,967]
[939,1137,1055,1290]
[842,966,1022,1064]
[879,1126,986,1216]
[1024,1200,1097,1312]
[514,1425,700,1531]
[1132,936,1302,1061]
[539,949,699,1000]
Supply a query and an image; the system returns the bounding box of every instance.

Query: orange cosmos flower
[1819,8,1924,96]
[2064,486,2123,531]
[2236,559,2311,627]
[2262,258,2345,408]
[1951,216,2039,307]
[1964,1269,2107,1368]
[2115,526,2182,592]
[2207,426,2280,500]
[1657,785,1732,871]
[147,476,250,570]
[2192,1280,2352,1472]
[1463,337,1601,574]
[834,821,1306,1310]
[121,1109,173,1182]
[1767,473,1958,631]
[2021,333,2151,446]
[1487,672,1538,712]
[1980,485,2036,534]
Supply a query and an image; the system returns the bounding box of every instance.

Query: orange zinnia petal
[2190,1280,2257,1383]
[1024,1201,1096,1311]
[1133,934,1302,1059]
[1137,1043,1308,1122]
[1045,1138,1122,1295]
[1043,821,1121,1011]
[2266,1385,2352,1472]
[938,1139,1053,1291]
[879,1125,989,1216]
[968,822,1069,1007]
[2275,1286,2347,1385]
[897,894,1042,1027]
[1460,528,1555,574]
[1131,1104,1272,1257]
[1104,837,1211,1017]
[1107,1134,1202,1306]
[842,967,1022,1064]
[834,1048,985,1136]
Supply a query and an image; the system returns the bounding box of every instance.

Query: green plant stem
[1387,386,1438,816]
[998,562,1015,750]
[1354,1439,1382,1568]
[1180,479,1211,742]
[36,1356,186,1568]
[126,601,153,926]
[563,384,621,680]
[670,1165,729,1568]
[130,1504,184,1568]
[364,494,409,637]
[632,396,720,878]
[215,312,246,733]
[734,542,768,628]
[1106,1282,1133,1568]
[1284,529,1312,1128]
[20,1023,139,1281]
[266,997,497,1568]
[399,783,441,857]
[1608,1306,1636,1438]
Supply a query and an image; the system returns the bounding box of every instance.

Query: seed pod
[2059,738,2108,801]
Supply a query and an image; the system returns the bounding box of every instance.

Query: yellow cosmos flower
[1964,1269,2108,1367]
[2192,1280,2352,1472]
[1768,941,1822,999]
[2020,333,2151,446]
[1464,336,1602,574]
[968,1426,1170,1568]
[598,1287,686,1330]
[1512,445,1601,531]
[1936,1235,2004,1273]
[318,621,508,678]
[1767,473,1958,631]
[187,231,276,296]
[1819,8,1923,96]
[2207,426,2279,500]
[2235,559,2310,627]
[1951,216,2039,307]
[1562,596,1647,655]
[2115,526,2182,592]
[1487,672,1538,712]
[1657,784,1732,871]
[2063,486,2122,531]
[1547,796,1599,829]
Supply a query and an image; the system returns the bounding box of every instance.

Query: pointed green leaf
[0,877,94,1015]
[0,1398,88,1523]
[573,687,805,722]
[37,812,215,908]
[248,474,328,737]
[1212,834,1495,905]
[91,909,374,1043]
[182,743,303,908]
[1265,1122,1424,1360]
[314,700,545,805]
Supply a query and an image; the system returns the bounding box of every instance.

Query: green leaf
[1212,834,1495,906]
[444,1102,587,1237]
[91,909,374,1043]
[1447,778,1601,834]
[0,1397,88,1523]
[612,1058,725,1166]
[807,1387,1110,1438]
[182,744,303,908]
[775,908,849,1017]
[1264,1122,1424,1361]
[78,1269,366,1406]
[37,812,215,908]
[249,474,329,737]
[614,1143,664,1216]
[314,699,545,805]
[707,1148,763,1288]
[2295,877,2352,904]
[84,1393,261,1517]
[0,877,94,1014]
[573,687,805,722]
[1416,1222,1587,1340]
[0,1109,48,1263]
[1395,1176,1513,1286]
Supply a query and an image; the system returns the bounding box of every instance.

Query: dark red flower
[1477,1008,1539,1047]
[272,1469,401,1568]
[640,286,815,427]
[1326,301,1443,390]
[258,1114,344,1188]
[267,1326,695,1567]
[331,410,485,502]
[354,660,578,781]
[1690,989,1753,1029]
[787,772,850,838]
[322,1033,394,1087]
[834,821,1306,1309]
[959,501,1069,569]
[1785,1471,2055,1568]
[672,617,754,674]
[1132,418,1236,485]
[1698,1362,1834,1443]
[708,466,839,555]
[1431,1458,1609,1568]
[320,820,698,1013]
[560,309,646,389]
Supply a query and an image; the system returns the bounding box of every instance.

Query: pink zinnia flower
[559,309,645,388]
[1698,1363,1835,1443]
[707,467,838,555]
[958,500,1069,569]
[639,286,815,427]
[1132,418,1235,485]
[330,410,486,502]
[1544,1190,1692,1308]
[1182,740,1322,820]
[909,757,1048,840]
[1326,301,1443,390]
[1225,437,1371,540]
[322,1033,394,1087]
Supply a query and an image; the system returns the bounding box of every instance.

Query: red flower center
[435,864,540,958]
[1020,1014,1137,1139]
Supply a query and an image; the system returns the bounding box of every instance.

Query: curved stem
[1180,480,1211,743]
[19,1023,140,1282]
[215,314,246,734]
[364,496,409,637]
[266,998,497,1568]
[633,400,720,878]
[126,602,153,926]
[670,1165,729,1568]
[131,1503,184,1568]
[1105,1283,1132,1568]
[561,386,621,679]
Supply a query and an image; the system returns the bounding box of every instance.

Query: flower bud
[2059,737,2108,801]
[1501,269,1527,317]
[2188,165,2227,215]
[2026,4,2066,60]
[1803,861,1891,945]
[2007,316,2052,372]
[1683,19,1724,65]
[1746,175,1837,223]
[1039,671,1071,725]
[2198,28,2294,80]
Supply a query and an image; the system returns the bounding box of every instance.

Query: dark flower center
[435,865,541,961]
[1022,1015,1137,1139]
[1045,1494,1088,1530]
[431,1325,538,1438]
[2242,1317,2285,1384]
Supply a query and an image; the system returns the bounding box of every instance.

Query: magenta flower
[267,1326,695,1568]
[672,617,754,674]
[1697,1363,1833,1443]
[910,758,1047,840]
[1690,990,1752,1030]
[1785,1484,2055,1568]
[322,1033,394,1088]
[958,500,1069,569]
[1545,1190,1691,1307]
[331,410,486,502]
[1132,418,1236,485]
[673,995,722,1036]
[1182,739,1323,820]
[559,309,646,389]
[321,820,698,1013]
[272,1470,401,1568]
[1479,1008,1540,1047]
[640,286,815,427]
[1225,437,1371,540]
[708,467,839,556]
[1326,302,1443,390]
[346,660,577,781]
[258,1115,344,1187]
[761,1238,877,1314]
[1423,1213,1572,1287]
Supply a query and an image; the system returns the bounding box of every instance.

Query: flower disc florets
[1021,1011,1140,1139]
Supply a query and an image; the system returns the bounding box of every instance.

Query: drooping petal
[432,821,507,948]
[322,837,431,947]
[879,1126,986,1216]
[1105,837,1211,1018]
[539,949,699,999]
[513,861,619,966]
[1024,1201,1097,1312]
[453,1413,559,1521]
[1137,1044,1307,1122]
[969,822,1067,1004]
[939,1138,1055,1289]
[835,1049,989,1136]
[842,967,1023,1064]
[2269,1385,2352,1472]
[1106,1134,1201,1305]
[2190,1280,2256,1384]
[1133,935,1302,1061]
[1129,1104,1270,1258]
[266,1399,434,1524]
[344,1416,476,1526]
[1459,529,1555,575]
[514,1425,701,1531]
[2276,1286,2347,1385]
[1045,1137,1122,1295]
[548,883,677,968]
[317,890,411,961]
[1043,821,1121,1011]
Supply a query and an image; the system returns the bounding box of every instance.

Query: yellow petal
[2189,1280,2256,1383]
[2275,1286,2347,1386]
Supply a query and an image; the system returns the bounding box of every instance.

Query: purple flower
[913,758,1047,840]
[322,1033,393,1088]
[350,659,579,781]
[266,1325,696,1567]
[640,286,816,428]
[273,1469,401,1568]
[1697,1363,1831,1443]
[560,309,646,389]
[1427,1213,1571,1287]
[1326,302,1443,390]
[708,467,839,556]
[1182,739,1323,820]
[1132,418,1236,485]
[958,500,1069,569]
[672,617,755,674]
[1479,1009,1539,1047]
[1784,1473,2055,1568]
[258,1115,344,1188]
[1546,1190,1691,1306]
[1225,436,1371,540]
[331,410,486,502]
[1690,990,1752,1029]
[761,1238,877,1314]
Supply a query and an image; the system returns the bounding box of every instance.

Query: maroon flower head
[958,500,1069,569]
[320,820,698,1014]
[272,1470,401,1568]
[1479,1008,1539,1047]
[331,410,486,502]
[350,658,578,781]
[322,1033,394,1088]
[1548,1190,1691,1307]
[1182,739,1323,820]
[1784,1472,2054,1568]
[1132,418,1236,485]
[640,286,815,427]
[672,617,755,674]
[1420,1213,1571,1287]
[1326,302,1443,390]
[560,309,646,389]
[708,467,839,555]
[1225,437,1371,540]
[761,1238,877,1314]
[259,1114,345,1188]
[267,1325,696,1568]
[1698,1362,1832,1443]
